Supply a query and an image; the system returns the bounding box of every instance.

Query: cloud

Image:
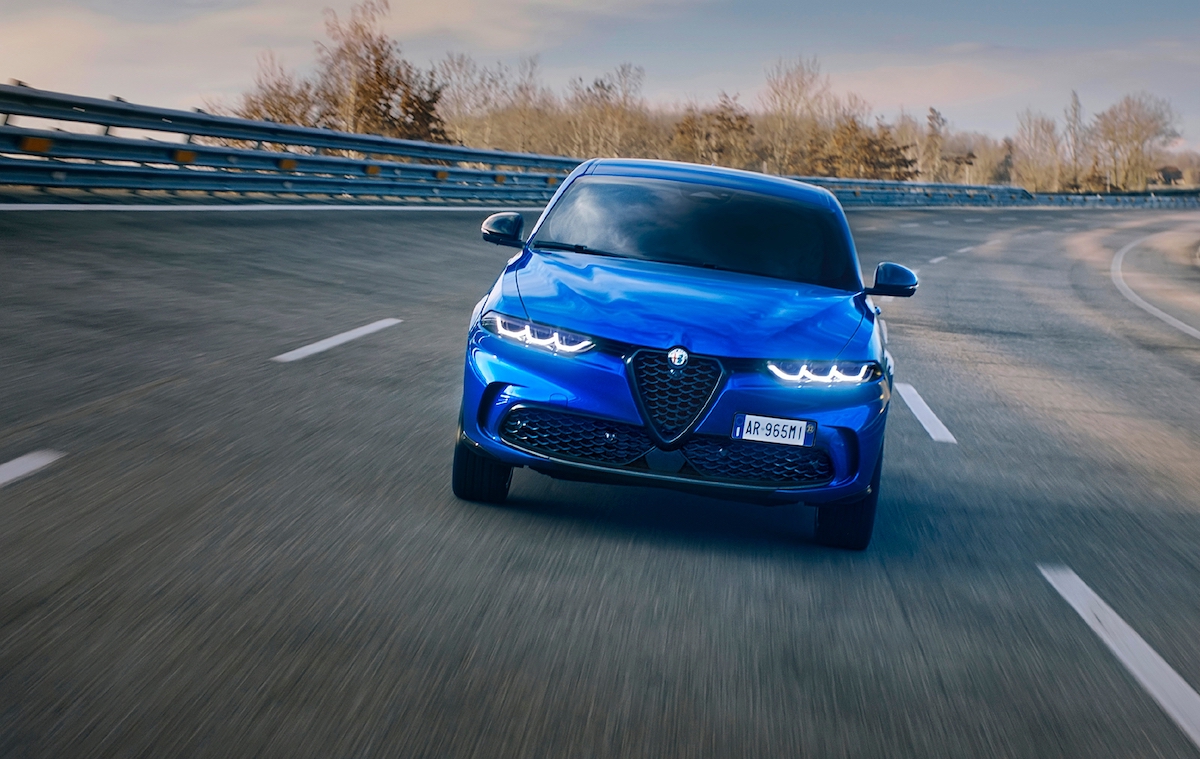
[830,60,1034,112]
[0,4,321,108]
[0,0,1196,148]
[0,0,707,108]
[817,37,1200,147]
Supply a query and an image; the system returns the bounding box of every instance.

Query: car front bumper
[460,326,891,505]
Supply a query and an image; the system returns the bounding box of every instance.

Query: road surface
[1,206,1199,757]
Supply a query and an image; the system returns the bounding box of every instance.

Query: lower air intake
[501,407,654,465]
[682,436,834,485]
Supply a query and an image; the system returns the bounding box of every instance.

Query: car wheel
[452,437,513,503]
[814,450,882,551]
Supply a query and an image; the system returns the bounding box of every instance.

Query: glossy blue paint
[514,251,865,358]
[459,158,906,505]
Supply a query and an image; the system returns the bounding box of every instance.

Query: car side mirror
[481,212,524,248]
[864,262,918,297]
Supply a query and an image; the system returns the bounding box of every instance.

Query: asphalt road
[1,205,1199,758]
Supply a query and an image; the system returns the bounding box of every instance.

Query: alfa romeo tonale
[453,159,917,550]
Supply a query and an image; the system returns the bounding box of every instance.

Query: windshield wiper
[530,240,623,258]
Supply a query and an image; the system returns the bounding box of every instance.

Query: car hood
[515,251,865,359]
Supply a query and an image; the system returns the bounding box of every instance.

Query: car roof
[584,158,838,210]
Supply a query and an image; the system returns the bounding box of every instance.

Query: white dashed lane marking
[0,451,65,489]
[929,256,947,264]
[1040,565,1200,749]
[272,318,402,362]
[956,246,974,253]
[894,383,957,443]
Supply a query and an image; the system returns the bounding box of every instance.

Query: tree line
[222,0,1193,192]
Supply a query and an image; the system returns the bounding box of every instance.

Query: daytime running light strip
[494,320,593,353]
[767,362,870,384]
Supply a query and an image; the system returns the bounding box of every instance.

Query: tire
[452,437,513,503]
[814,450,882,551]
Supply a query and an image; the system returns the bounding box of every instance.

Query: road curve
[1,207,1200,758]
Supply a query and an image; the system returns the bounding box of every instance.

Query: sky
[1,0,1197,148]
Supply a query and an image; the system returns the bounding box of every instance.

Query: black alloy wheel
[452,436,513,503]
[814,449,882,551]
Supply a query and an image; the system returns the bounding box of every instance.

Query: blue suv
[453,159,917,549]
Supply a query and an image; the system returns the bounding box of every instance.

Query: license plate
[731,414,816,447]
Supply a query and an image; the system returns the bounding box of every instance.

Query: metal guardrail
[0,84,578,170]
[792,175,1025,195]
[0,83,577,203]
[801,177,1035,207]
[0,83,1197,208]
[792,176,1200,209]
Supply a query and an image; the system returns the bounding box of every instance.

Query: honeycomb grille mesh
[501,407,653,465]
[630,350,722,438]
[682,436,834,485]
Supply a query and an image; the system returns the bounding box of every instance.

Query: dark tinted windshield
[530,175,860,290]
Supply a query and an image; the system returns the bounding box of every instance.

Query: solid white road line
[894,383,957,443]
[1039,565,1200,749]
[929,256,947,264]
[0,204,547,213]
[272,318,401,362]
[0,451,65,489]
[1111,236,1200,342]
[956,246,974,253]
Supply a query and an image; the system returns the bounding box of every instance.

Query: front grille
[682,436,834,485]
[629,350,722,439]
[501,407,654,465]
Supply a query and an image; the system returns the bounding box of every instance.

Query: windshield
[530,175,861,291]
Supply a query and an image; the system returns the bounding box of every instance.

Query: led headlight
[481,312,595,354]
[767,360,883,385]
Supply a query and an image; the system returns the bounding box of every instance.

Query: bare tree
[920,108,948,181]
[807,116,915,180]
[223,0,446,144]
[1061,91,1089,191]
[758,57,829,175]
[1092,93,1179,191]
[313,0,446,141]
[436,53,510,145]
[229,53,318,129]
[890,110,922,177]
[1173,151,1200,187]
[227,30,1198,191]
[942,132,1008,185]
[672,94,755,168]
[1014,109,1060,192]
[564,64,653,158]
